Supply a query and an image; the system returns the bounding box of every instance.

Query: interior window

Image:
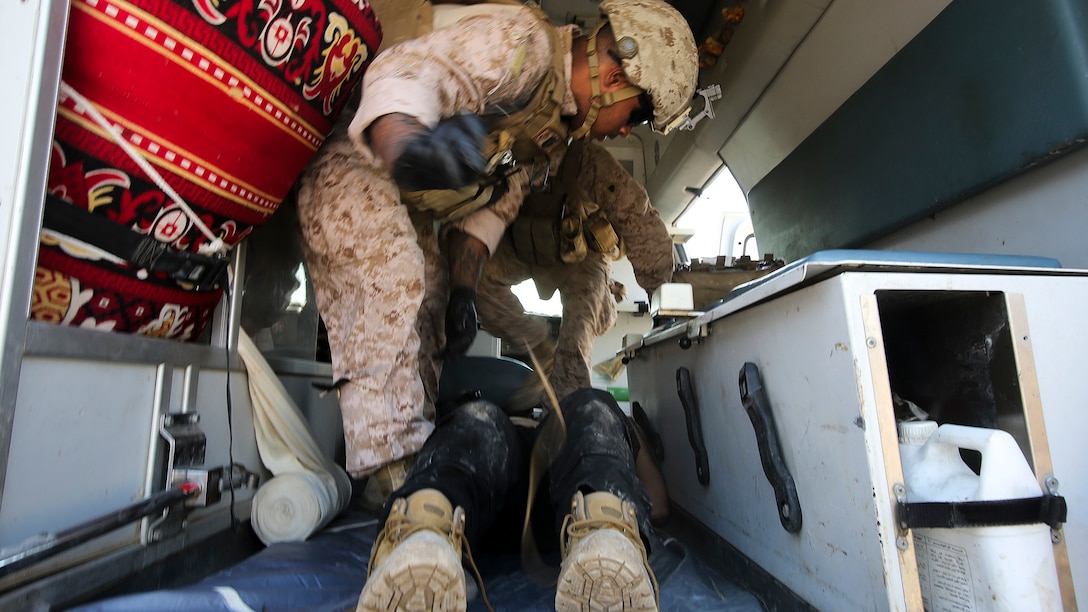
[513,279,564,317]
[513,166,755,317]
[674,166,756,262]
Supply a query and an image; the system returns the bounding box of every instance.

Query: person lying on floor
[356,388,658,612]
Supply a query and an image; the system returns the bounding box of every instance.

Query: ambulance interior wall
[869,143,1088,271]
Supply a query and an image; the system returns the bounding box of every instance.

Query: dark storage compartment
[876,290,1032,468]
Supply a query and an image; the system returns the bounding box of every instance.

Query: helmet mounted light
[655,84,722,135]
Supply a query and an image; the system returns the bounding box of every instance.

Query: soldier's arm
[366,113,426,175]
[445,174,529,259]
[447,229,490,289]
[348,10,554,153]
[583,144,674,294]
[434,229,492,360]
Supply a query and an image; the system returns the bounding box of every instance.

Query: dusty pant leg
[476,238,551,351]
[546,388,653,547]
[413,215,447,421]
[296,148,433,478]
[385,400,525,547]
[551,253,614,400]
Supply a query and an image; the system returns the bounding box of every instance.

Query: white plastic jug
[897,421,1062,611]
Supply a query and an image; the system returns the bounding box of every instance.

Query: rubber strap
[898,493,1067,531]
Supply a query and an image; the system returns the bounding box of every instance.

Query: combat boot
[555,491,659,612]
[357,488,468,612]
[360,455,415,514]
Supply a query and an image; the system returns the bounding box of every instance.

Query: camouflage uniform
[476,140,673,400]
[297,8,578,478]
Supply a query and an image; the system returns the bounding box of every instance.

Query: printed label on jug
[915,534,976,612]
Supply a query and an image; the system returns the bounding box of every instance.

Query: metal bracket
[150,412,207,542]
[662,84,722,133]
[688,321,710,343]
[620,333,644,363]
[1045,475,1065,544]
[893,483,910,551]
[160,412,206,475]
[170,463,260,508]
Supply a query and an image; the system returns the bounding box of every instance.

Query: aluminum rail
[0,481,200,578]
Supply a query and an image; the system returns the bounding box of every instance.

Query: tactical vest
[508,141,623,266]
[399,1,570,222]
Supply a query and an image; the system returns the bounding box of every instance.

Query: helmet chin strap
[571,20,643,141]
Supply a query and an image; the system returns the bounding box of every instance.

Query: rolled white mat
[250,471,341,545]
[239,330,351,545]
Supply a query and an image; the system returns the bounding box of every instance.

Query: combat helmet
[572,0,698,139]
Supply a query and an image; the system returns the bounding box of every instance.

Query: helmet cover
[599,0,699,129]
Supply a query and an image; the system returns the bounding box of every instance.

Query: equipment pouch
[583,210,621,257]
[510,216,562,266]
[558,215,587,264]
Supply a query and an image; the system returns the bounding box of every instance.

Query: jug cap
[898,420,938,445]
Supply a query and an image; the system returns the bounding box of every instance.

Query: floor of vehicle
[70,503,766,611]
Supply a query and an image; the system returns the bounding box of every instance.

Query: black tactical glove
[439,286,478,361]
[392,114,487,192]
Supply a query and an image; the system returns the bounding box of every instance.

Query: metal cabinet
[625,251,1084,611]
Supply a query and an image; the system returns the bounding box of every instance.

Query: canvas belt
[41,194,230,291]
[520,347,566,586]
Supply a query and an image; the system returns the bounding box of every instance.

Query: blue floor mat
[466,534,763,611]
[73,509,763,611]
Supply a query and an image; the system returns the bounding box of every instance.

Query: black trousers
[384,388,653,555]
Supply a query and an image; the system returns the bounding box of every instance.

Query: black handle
[676,367,710,486]
[739,362,802,533]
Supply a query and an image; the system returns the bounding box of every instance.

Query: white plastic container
[897,421,1062,611]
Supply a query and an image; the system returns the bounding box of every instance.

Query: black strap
[41,194,229,291]
[898,493,1067,531]
[311,377,350,398]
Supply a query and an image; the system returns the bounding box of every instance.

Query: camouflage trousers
[476,236,616,401]
[297,139,447,478]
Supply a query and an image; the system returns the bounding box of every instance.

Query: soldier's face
[574,50,649,140]
[588,93,646,140]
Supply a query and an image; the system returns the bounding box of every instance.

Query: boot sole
[555,530,657,611]
[357,531,466,612]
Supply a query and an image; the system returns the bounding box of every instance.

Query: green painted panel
[748,0,1088,262]
[607,386,630,402]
